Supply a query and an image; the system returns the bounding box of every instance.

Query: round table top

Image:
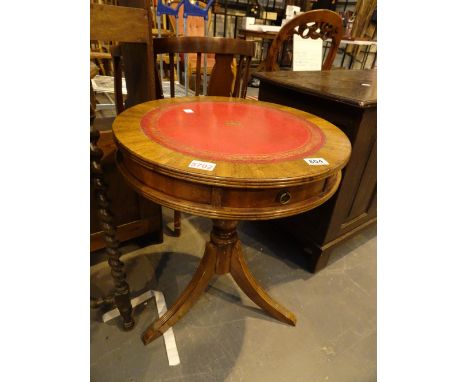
[113,97,351,188]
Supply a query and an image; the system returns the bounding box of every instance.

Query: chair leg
[173,210,181,237]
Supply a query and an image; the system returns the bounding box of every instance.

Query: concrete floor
[91,208,376,382]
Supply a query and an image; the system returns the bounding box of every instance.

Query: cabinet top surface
[254,69,377,108]
[113,97,351,187]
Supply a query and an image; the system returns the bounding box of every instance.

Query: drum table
[113,96,351,345]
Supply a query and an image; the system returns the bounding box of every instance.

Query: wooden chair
[264,9,344,72]
[146,36,255,235]
[90,3,163,248]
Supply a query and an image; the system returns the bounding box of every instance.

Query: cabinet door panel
[348,138,377,220]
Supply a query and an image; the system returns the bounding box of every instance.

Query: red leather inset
[140,101,325,163]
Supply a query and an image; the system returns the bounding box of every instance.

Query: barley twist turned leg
[90,121,134,330]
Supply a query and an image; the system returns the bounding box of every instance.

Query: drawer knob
[277,191,291,205]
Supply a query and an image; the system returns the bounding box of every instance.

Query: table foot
[141,244,217,345]
[141,219,296,345]
[231,241,297,326]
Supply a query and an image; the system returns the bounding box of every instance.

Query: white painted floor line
[154,291,180,366]
[102,290,180,366]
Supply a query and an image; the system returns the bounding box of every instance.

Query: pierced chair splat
[264,9,344,72]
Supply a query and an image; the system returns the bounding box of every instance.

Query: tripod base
[142,219,296,345]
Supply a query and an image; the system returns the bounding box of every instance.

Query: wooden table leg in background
[142,219,296,345]
[91,119,135,330]
[173,210,181,237]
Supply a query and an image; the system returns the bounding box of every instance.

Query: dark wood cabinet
[254,69,377,272]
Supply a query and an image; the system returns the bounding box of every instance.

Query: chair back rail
[153,36,254,97]
[90,4,150,43]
